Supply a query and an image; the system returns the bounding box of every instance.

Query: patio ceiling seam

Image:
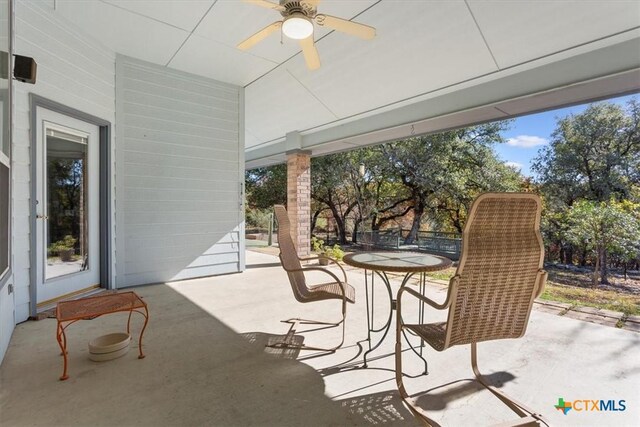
[164,0,220,67]
[494,106,510,116]
[97,0,191,32]
[286,70,339,119]
[464,0,500,70]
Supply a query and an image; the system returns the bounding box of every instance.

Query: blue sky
[496,94,638,177]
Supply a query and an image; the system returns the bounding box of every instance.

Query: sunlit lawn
[424,267,640,316]
[259,246,640,317]
[540,283,640,316]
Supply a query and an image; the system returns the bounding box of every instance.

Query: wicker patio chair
[271,205,355,352]
[395,193,549,426]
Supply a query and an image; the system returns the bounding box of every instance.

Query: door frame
[29,95,112,318]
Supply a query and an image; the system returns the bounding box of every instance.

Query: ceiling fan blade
[237,21,282,50]
[301,0,321,7]
[315,14,376,39]
[300,36,320,70]
[243,0,285,11]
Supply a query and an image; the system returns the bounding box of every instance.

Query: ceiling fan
[237,0,376,70]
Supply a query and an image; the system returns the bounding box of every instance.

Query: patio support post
[286,149,311,257]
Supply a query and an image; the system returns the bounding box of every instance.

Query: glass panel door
[35,108,100,304]
[45,129,89,280]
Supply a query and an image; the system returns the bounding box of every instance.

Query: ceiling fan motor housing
[280,1,317,18]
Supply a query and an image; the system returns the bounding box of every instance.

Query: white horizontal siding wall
[0,0,13,363]
[0,281,13,364]
[13,1,115,322]
[115,56,244,287]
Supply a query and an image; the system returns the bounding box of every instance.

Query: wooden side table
[56,291,149,380]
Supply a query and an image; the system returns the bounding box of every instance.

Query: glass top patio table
[342,251,452,371]
[343,251,451,273]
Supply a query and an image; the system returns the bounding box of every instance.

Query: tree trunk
[310,209,322,236]
[579,248,587,267]
[565,245,574,265]
[451,209,463,233]
[352,219,361,244]
[405,201,424,245]
[600,248,609,285]
[592,247,601,288]
[623,262,628,280]
[371,213,379,231]
[321,200,348,245]
[328,205,347,244]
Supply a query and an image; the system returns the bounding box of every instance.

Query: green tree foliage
[245,208,273,230]
[244,98,640,295]
[533,99,639,204]
[432,148,523,233]
[533,99,640,274]
[566,200,640,285]
[247,122,526,245]
[311,152,359,244]
[245,164,286,210]
[341,147,411,235]
[382,122,520,241]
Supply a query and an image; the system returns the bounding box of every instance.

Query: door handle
[36,214,48,220]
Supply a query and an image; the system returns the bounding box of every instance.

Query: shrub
[324,244,345,261]
[311,236,344,261]
[311,236,325,252]
[48,235,77,256]
[246,207,273,230]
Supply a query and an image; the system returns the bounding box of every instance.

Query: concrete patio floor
[1,251,638,426]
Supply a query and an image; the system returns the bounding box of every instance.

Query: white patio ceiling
[47,1,640,166]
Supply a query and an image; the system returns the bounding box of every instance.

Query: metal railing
[355,229,462,260]
[413,230,462,260]
[355,229,403,249]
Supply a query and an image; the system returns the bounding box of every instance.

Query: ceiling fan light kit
[282,13,314,39]
[238,0,376,70]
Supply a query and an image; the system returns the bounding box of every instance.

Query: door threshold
[33,285,109,320]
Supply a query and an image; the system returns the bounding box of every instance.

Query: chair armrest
[298,254,348,283]
[397,275,459,311]
[398,287,448,310]
[535,269,547,299]
[285,266,347,299]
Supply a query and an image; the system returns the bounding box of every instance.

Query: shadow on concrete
[337,391,416,426]
[239,331,303,360]
[245,262,282,269]
[0,284,365,426]
[414,372,516,411]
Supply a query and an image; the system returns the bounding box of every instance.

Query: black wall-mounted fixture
[13,54,37,84]
[0,52,37,84]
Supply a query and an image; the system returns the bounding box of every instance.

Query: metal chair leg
[471,343,550,426]
[395,327,548,426]
[396,322,442,426]
[267,298,347,352]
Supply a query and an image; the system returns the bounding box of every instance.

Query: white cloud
[504,161,523,170]
[506,135,548,148]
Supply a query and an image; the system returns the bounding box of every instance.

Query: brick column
[287,150,311,257]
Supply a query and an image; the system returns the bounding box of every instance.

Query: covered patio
[0,1,639,426]
[2,251,638,426]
